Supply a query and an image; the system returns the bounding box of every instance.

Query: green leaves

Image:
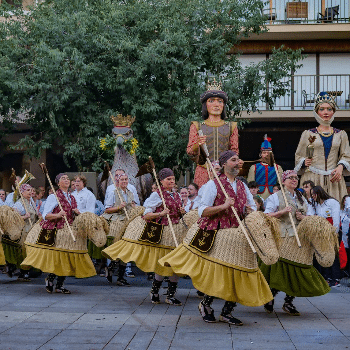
[0,0,303,174]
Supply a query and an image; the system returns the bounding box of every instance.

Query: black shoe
[196,290,205,298]
[282,302,300,316]
[264,300,274,314]
[164,276,170,282]
[151,293,161,304]
[6,265,14,278]
[198,302,216,323]
[165,297,182,306]
[116,278,131,286]
[55,287,71,294]
[105,267,113,283]
[45,277,54,293]
[147,273,154,281]
[219,313,243,326]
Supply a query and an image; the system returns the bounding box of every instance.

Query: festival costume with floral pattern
[259,189,335,315]
[159,174,277,317]
[22,189,107,291]
[2,198,38,280]
[103,187,192,276]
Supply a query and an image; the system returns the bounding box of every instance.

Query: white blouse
[312,198,340,233]
[198,179,256,217]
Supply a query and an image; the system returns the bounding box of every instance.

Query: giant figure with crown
[187,80,239,188]
[295,91,350,202]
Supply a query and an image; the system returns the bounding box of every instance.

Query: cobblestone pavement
[0,271,349,350]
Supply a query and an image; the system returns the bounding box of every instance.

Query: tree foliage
[0,0,303,172]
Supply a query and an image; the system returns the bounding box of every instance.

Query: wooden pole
[149,157,178,247]
[270,153,302,248]
[39,164,76,242]
[104,162,130,220]
[198,130,257,254]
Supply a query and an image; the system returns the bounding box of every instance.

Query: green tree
[0,0,303,173]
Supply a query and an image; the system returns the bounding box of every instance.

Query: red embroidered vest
[40,189,77,229]
[199,174,247,230]
[153,188,182,226]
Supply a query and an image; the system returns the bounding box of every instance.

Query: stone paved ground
[0,271,349,350]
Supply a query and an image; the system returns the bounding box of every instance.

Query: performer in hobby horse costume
[103,168,197,306]
[187,80,239,188]
[260,170,336,316]
[22,173,108,294]
[160,151,281,325]
[247,135,283,200]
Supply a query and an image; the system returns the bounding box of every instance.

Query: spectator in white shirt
[311,186,342,287]
[185,183,199,212]
[105,169,140,206]
[179,187,189,208]
[340,195,350,280]
[71,175,96,214]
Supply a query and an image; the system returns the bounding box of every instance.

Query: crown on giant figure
[110,114,136,127]
[206,78,223,91]
[200,78,228,103]
[314,91,336,110]
[261,134,272,151]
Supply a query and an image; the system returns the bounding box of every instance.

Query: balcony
[254,74,350,114]
[264,0,349,24]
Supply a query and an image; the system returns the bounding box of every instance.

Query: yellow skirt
[159,244,273,306]
[103,238,176,276]
[0,244,5,265]
[21,244,96,278]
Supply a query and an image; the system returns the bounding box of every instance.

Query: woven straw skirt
[102,216,188,276]
[159,243,272,306]
[259,257,330,297]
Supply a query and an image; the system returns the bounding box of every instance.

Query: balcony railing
[263,0,349,24]
[258,74,350,111]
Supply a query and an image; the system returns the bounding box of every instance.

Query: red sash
[40,189,77,229]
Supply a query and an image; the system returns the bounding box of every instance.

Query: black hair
[253,195,265,211]
[294,189,305,206]
[248,181,258,189]
[236,176,248,186]
[311,186,335,210]
[87,186,95,195]
[189,183,199,191]
[302,180,315,188]
[202,102,226,120]
[340,195,350,210]
[273,184,280,190]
